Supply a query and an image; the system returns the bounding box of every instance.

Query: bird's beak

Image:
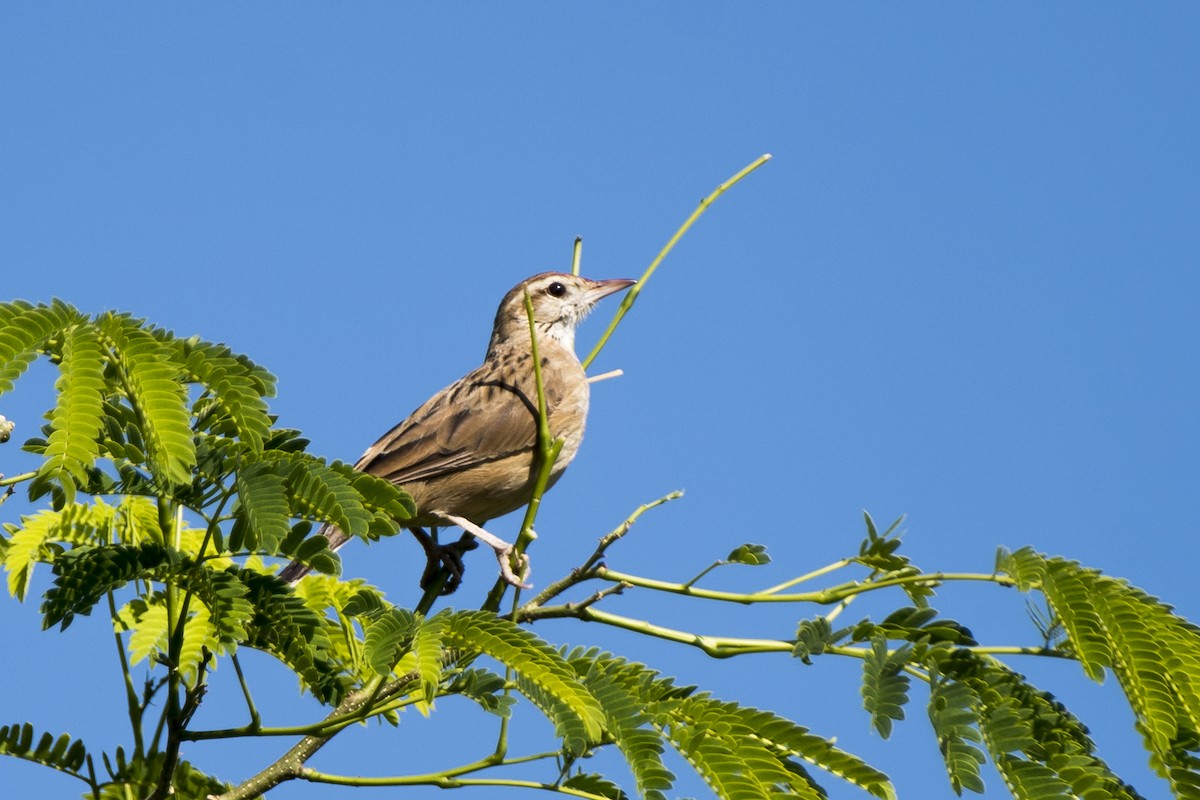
[584,278,637,305]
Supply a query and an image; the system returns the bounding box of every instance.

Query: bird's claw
[494,545,532,590]
[419,536,479,595]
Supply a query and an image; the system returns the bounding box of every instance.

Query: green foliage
[927,670,986,794]
[725,542,770,566]
[562,648,895,800]
[0,300,83,395]
[998,547,1200,790]
[3,300,1200,800]
[792,616,838,664]
[238,568,351,704]
[42,542,173,630]
[861,634,912,739]
[99,746,229,800]
[3,498,118,600]
[95,313,197,487]
[363,607,421,676]
[934,649,1144,799]
[854,606,977,647]
[443,610,607,751]
[0,722,90,782]
[34,323,106,503]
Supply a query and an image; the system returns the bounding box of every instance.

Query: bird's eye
[546,281,567,298]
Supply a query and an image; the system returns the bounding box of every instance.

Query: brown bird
[279,272,634,592]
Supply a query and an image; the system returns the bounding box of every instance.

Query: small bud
[0,415,12,444]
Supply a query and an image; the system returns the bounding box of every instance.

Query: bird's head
[489,272,635,354]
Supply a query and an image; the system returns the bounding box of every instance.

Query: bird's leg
[432,511,532,590]
[409,525,478,595]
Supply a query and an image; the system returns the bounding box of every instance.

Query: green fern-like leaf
[447,668,516,717]
[862,634,911,739]
[0,300,83,396]
[994,754,1074,800]
[664,695,817,800]
[98,748,229,800]
[363,608,419,676]
[232,460,292,552]
[938,649,1144,800]
[856,512,909,573]
[180,337,274,451]
[2,499,118,600]
[567,649,675,800]
[996,548,1110,679]
[0,722,90,782]
[329,461,415,538]
[441,610,605,747]
[41,543,172,630]
[98,313,196,487]
[118,594,219,686]
[928,672,986,794]
[235,569,349,704]
[998,548,1200,782]
[664,692,895,800]
[179,566,254,650]
[412,613,446,702]
[276,521,341,576]
[263,452,375,539]
[792,617,836,664]
[33,323,107,503]
[562,773,629,800]
[725,543,770,566]
[864,606,977,647]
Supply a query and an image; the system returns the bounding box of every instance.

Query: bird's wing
[356,351,545,485]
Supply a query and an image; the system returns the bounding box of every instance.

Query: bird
[278,271,635,593]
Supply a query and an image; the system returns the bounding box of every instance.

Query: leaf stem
[582,153,772,369]
[481,292,563,612]
[522,491,683,612]
[0,470,36,487]
[107,591,145,757]
[593,567,1015,605]
[298,770,610,800]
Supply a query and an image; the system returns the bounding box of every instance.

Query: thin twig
[570,237,583,277]
[582,153,772,369]
[480,293,563,612]
[521,491,683,612]
[586,369,623,384]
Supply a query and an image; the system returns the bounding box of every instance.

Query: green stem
[148,500,184,800]
[107,591,145,757]
[582,153,772,370]
[594,567,1014,605]
[761,558,855,594]
[0,470,36,487]
[521,603,791,658]
[214,671,423,799]
[230,653,261,731]
[681,560,723,588]
[298,771,609,800]
[570,236,583,276]
[481,292,562,613]
[522,490,683,612]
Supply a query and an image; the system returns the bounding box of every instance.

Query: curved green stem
[594,567,1015,605]
[582,153,772,369]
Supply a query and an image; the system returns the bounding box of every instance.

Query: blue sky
[2,5,1198,799]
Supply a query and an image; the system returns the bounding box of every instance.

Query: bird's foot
[432,511,533,590]
[492,542,532,591]
[412,528,478,595]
